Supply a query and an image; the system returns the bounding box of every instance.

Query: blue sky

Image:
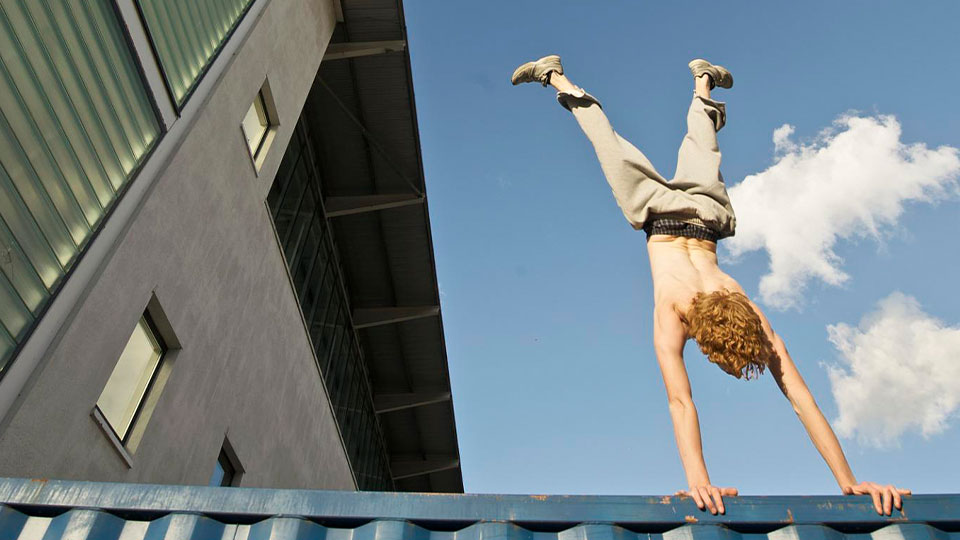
[403,1,960,496]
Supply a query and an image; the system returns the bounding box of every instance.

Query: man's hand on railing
[842,481,911,515]
[674,485,739,515]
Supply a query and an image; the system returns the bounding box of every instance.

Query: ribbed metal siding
[267,120,394,491]
[136,0,254,107]
[1,478,959,540]
[4,510,960,540]
[0,0,161,374]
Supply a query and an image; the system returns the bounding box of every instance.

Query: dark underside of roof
[304,0,462,492]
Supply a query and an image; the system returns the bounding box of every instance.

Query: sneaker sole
[511,54,561,85]
[688,58,733,89]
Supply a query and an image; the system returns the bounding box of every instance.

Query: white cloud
[725,115,960,309]
[825,292,960,448]
[771,124,796,154]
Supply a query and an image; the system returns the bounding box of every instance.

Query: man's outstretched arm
[749,300,911,515]
[653,306,737,515]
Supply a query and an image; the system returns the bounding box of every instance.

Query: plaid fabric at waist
[643,218,720,242]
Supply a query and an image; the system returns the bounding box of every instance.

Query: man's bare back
[647,236,742,321]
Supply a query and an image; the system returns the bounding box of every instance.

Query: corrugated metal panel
[1,478,959,540]
[135,0,254,107]
[0,0,161,375]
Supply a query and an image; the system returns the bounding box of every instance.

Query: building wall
[0,0,356,490]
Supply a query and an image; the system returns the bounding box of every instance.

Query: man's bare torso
[646,236,743,328]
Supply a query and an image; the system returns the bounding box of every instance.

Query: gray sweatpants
[558,88,737,239]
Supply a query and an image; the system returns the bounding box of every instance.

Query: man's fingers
[690,489,705,510]
[897,488,912,495]
[721,487,739,497]
[889,486,902,511]
[882,487,893,515]
[700,487,717,514]
[710,487,725,514]
[869,487,883,515]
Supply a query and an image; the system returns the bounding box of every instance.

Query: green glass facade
[0,0,161,374]
[268,120,394,491]
[137,0,254,107]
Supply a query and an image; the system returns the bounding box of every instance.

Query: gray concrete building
[0,0,461,493]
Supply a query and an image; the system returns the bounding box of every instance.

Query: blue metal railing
[1,477,959,540]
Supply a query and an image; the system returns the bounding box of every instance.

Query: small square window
[241,79,278,173]
[210,439,243,487]
[242,91,270,157]
[96,314,166,443]
[209,450,235,486]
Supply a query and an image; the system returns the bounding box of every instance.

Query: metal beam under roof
[389,458,460,480]
[324,40,406,61]
[324,194,424,217]
[353,306,440,329]
[374,390,451,414]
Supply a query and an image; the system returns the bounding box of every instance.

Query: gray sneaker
[688,59,733,89]
[511,54,563,87]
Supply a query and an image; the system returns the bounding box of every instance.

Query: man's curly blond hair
[686,290,775,380]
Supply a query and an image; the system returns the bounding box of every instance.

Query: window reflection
[209,449,236,487]
[96,315,164,441]
[242,91,269,157]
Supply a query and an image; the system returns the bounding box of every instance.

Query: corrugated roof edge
[1,478,958,530]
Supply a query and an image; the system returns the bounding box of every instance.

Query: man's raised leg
[546,71,677,231]
[669,62,737,237]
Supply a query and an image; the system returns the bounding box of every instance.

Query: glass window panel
[330,328,351,408]
[192,3,218,56]
[136,1,185,101]
[96,316,164,440]
[137,0,255,107]
[0,0,159,380]
[265,117,396,491]
[66,2,140,173]
[171,2,203,68]
[290,214,319,291]
[241,92,268,157]
[358,413,373,478]
[340,361,358,417]
[282,171,314,257]
[0,44,91,249]
[305,254,333,324]
[49,1,136,187]
[0,165,64,290]
[209,449,235,486]
[268,143,301,218]
[208,457,225,487]
[86,0,158,152]
[286,201,315,277]
[27,1,121,208]
[0,323,14,373]
[274,159,308,244]
[294,221,321,303]
[0,109,77,269]
[321,306,344,375]
[0,218,49,313]
[0,273,32,341]
[299,261,322,323]
[12,1,109,226]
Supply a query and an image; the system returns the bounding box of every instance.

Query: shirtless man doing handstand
[511,55,910,516]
